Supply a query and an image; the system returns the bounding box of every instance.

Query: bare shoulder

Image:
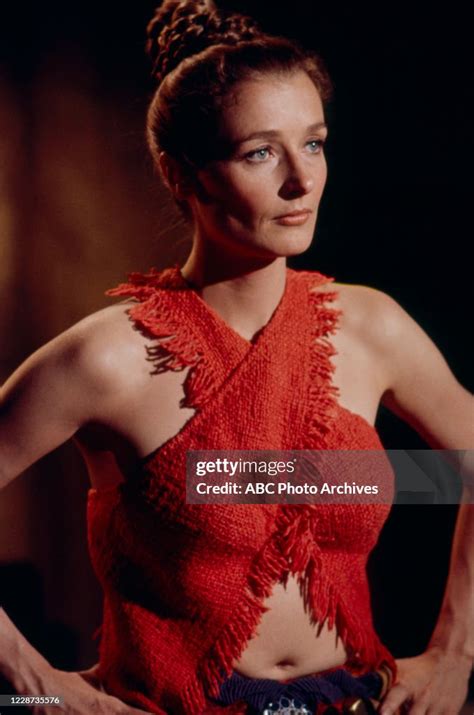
[313,280,404,401]
[3,299,154,411]
[318,278,447,374]
[0,299,154,484]
[319,280,473,448]
[314,279,401,344]
[54,299,154,399]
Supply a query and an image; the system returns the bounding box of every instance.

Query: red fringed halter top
[87,265,397,715]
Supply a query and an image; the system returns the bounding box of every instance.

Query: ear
[158,151,194,201]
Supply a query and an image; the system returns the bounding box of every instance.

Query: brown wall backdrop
[0,43,193,667]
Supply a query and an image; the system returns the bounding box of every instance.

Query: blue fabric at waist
[209,667,384,712]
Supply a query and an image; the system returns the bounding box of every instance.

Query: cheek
[198,170,251,212]
[212,175,267,223]
[317,158,328,192]
[231,185,270,219]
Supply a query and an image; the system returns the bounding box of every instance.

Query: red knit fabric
[87,266,397,715]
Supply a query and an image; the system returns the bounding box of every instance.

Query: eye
[306,139,325,153]
[245,146,272,162]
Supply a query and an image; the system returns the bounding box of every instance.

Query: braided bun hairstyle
[146,0,261,85]
[146,1,332,217]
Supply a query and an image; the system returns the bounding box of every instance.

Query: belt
[227,665,394,715]
[261,696,312,714]
[258,694,378,714]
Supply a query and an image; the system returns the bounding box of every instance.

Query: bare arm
[1,330,88,683]
[0,302,144,488]
[1,332,93,489]
[361,288,473,714]
[375,291,474,662]
[0,306,152,713]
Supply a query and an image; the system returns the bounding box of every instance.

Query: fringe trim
[105,267,342,420]
[106,267,221,409]
[303,280,343,448]
[274,505,386,669]
[196,511,288,708]
[104,268,397,711]
[189,502,393,715]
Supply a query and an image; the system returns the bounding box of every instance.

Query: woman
[0,1,472,713]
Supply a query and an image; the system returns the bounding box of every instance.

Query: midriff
[230,574,348,680]
[76,280,386,681]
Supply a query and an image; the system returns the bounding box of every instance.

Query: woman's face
[189,70,328,260]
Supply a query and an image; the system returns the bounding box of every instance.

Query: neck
[180,244,288,343]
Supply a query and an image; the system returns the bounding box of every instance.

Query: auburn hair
[146,1,332,214]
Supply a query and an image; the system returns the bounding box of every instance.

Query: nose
[279,154,315,199]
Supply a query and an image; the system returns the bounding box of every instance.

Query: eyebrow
[234,122,328,145]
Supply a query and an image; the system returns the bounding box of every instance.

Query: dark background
[0,0,472,697]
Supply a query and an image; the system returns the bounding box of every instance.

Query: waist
[229,574,349,680]
[207,664,394,714]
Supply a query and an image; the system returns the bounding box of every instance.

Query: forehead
[218,71,325,140]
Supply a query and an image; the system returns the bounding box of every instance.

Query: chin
[240,240,310,261]
[284,237,314,256]
[266,231,315,257]
[223,226,315,261]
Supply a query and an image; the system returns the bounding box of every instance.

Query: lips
[275,209,311,218]
[274,209,312,226]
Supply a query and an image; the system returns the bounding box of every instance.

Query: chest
[77,283,386,490]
